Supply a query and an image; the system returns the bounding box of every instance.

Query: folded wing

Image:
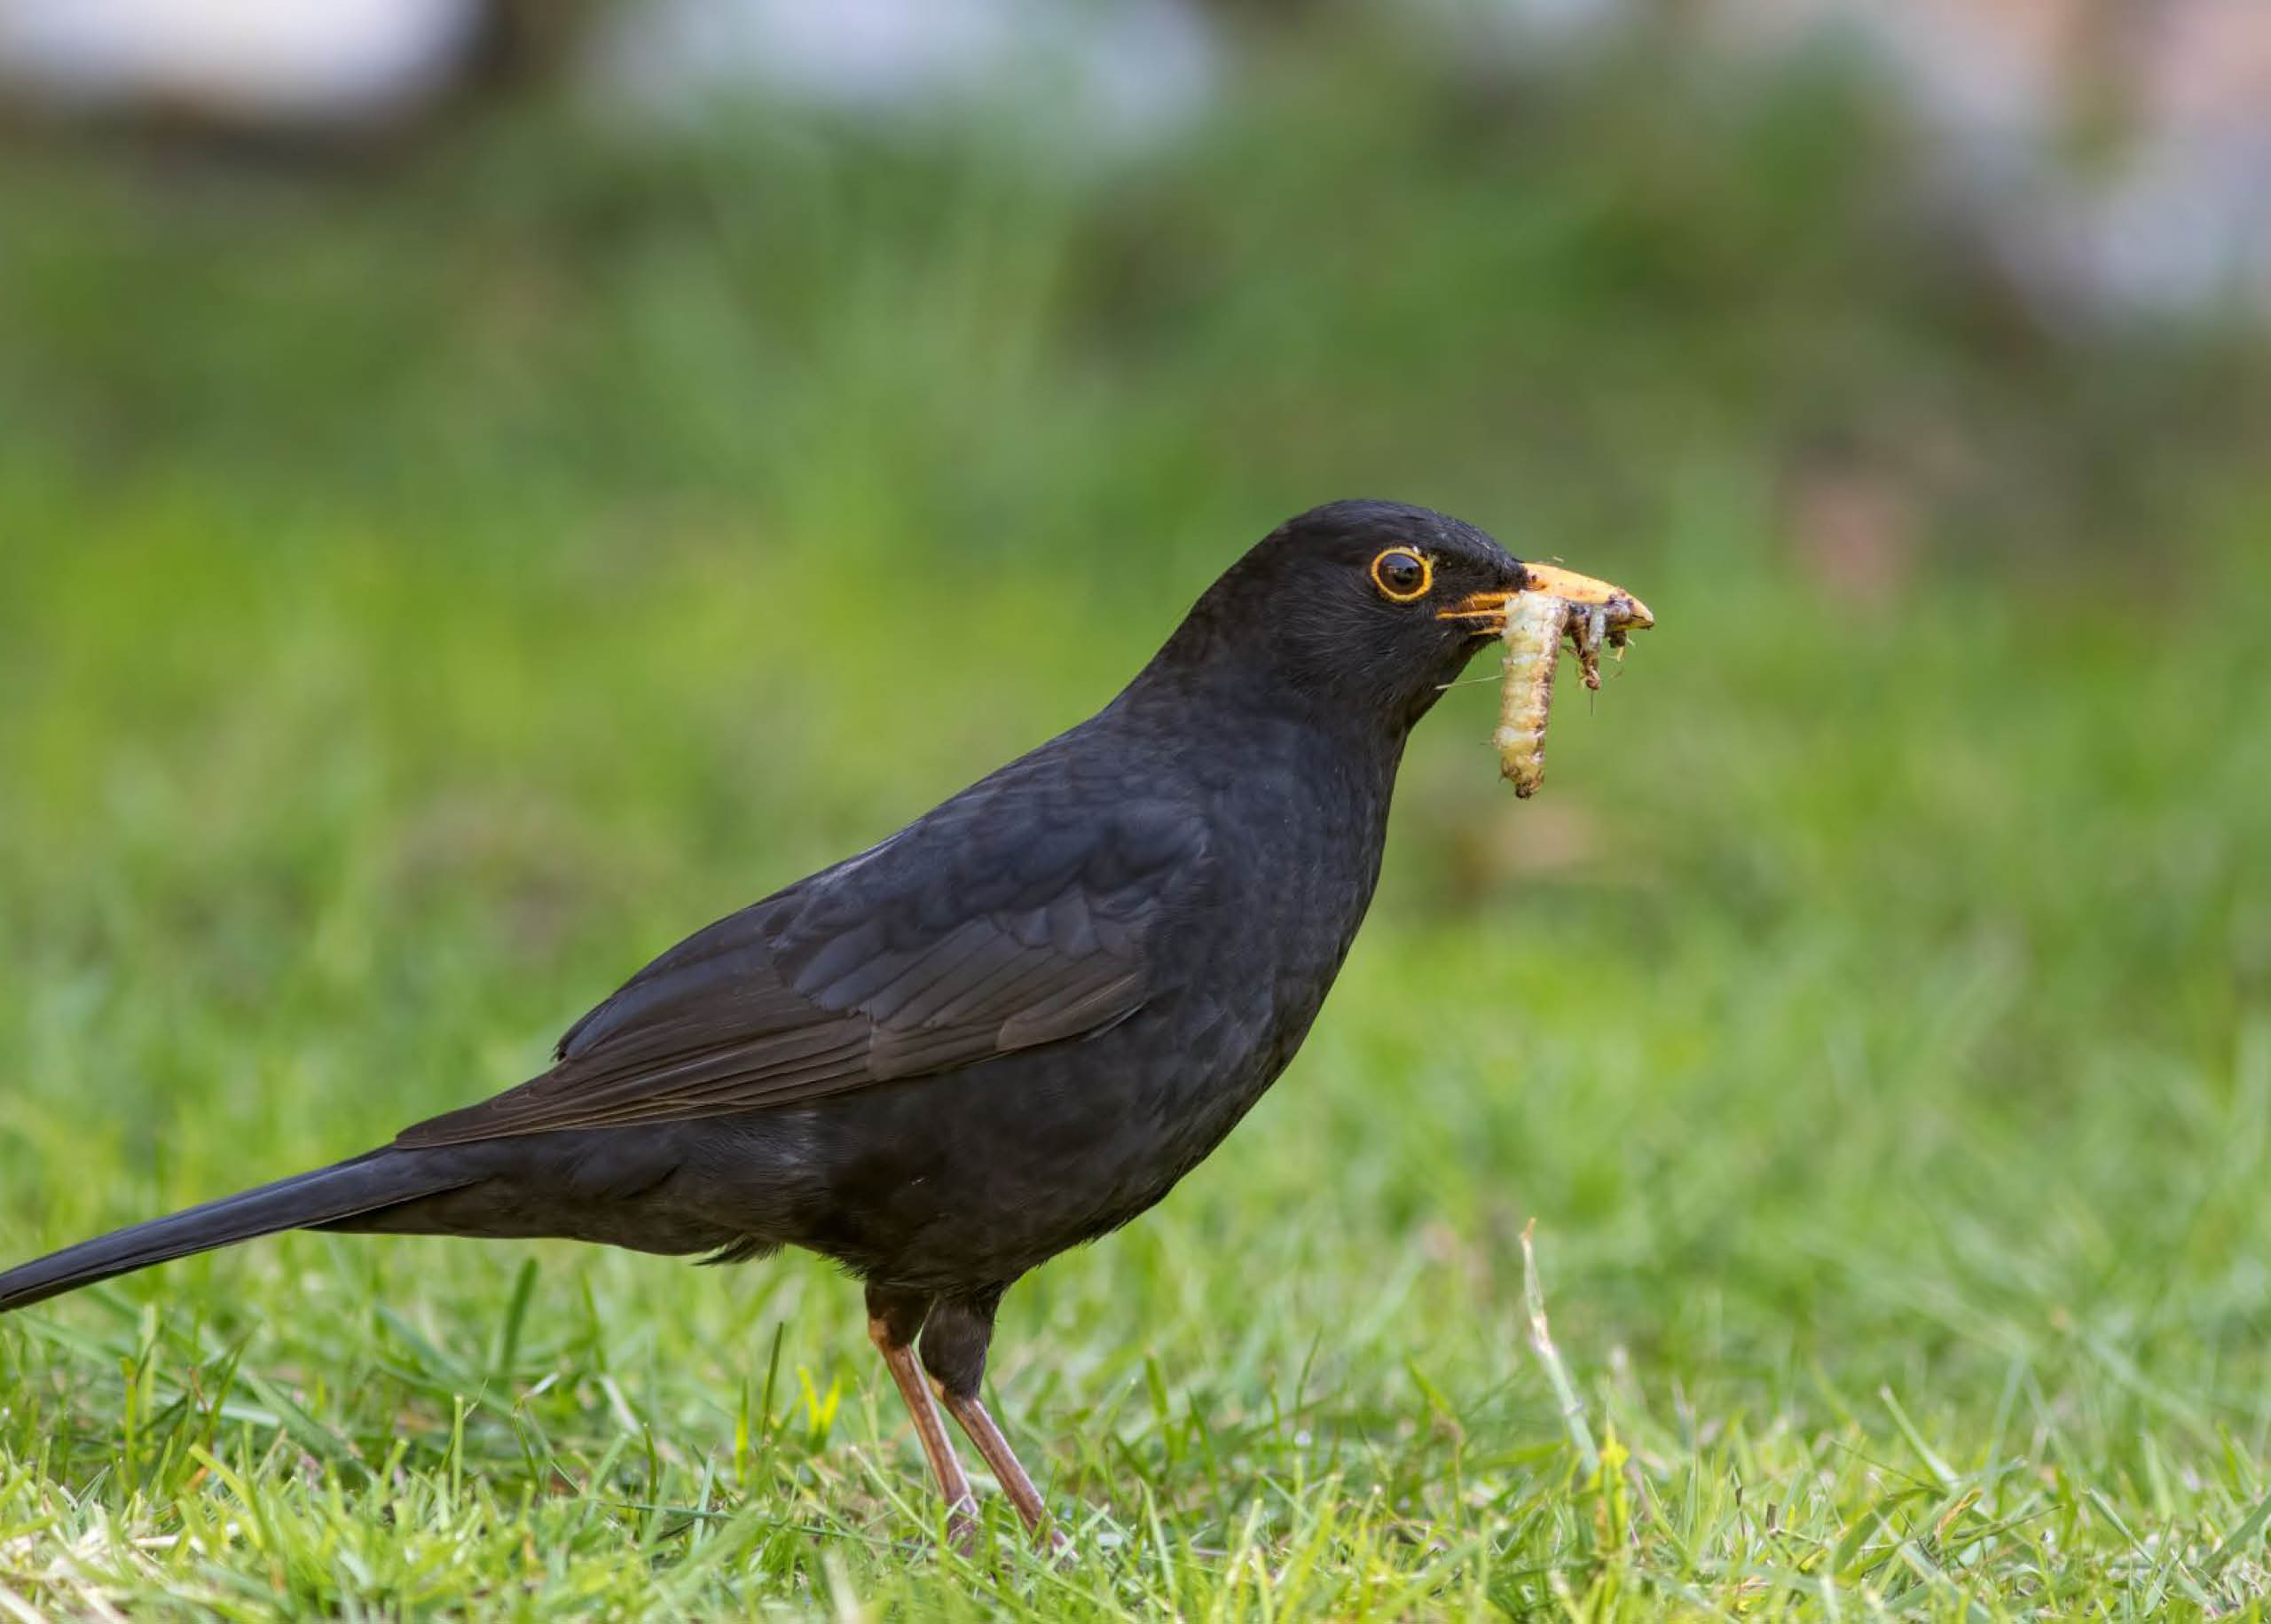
[393,790,1209,1147]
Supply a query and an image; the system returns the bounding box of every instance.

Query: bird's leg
[922,1291,1063,1548]
[945,1391,1057,1546]
[865,1285,978,1545]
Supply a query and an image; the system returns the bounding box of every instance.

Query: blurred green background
[2,8,2269,1617]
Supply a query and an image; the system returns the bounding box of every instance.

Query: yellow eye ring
[1370,547,1433,603]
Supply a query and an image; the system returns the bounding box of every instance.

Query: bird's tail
[0,1152,473,1313]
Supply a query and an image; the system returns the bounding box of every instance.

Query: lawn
[2,48,2269,1619]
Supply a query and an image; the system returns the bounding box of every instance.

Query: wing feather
[393,793,1207,1147]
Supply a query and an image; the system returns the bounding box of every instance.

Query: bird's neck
[1107,655,1410,812]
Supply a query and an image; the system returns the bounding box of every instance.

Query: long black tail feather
[0,1152,472,1312]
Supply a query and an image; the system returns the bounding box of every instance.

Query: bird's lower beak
[1438,563,1656,637]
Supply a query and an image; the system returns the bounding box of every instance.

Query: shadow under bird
[1,500,1552,1542]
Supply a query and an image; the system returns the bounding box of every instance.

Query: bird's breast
[1137,725,1396,1122]
[787,711,1403,1291]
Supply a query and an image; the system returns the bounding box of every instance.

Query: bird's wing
[392,789,1209,1147]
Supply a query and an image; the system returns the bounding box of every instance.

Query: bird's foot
[945,1495,981,1557]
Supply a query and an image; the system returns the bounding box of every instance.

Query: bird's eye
[1370,548,1432,603]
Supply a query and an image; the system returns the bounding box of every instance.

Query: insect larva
[1492,564,1654,798]
[1496,591,1568,798]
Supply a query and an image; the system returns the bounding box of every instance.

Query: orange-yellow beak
[1437,561,1656,638]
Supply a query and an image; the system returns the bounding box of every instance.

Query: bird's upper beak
[1437,561,1656,638]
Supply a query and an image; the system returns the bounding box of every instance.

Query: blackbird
[0,499,1532,1541]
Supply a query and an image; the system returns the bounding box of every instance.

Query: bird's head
[1147,500,1535,734]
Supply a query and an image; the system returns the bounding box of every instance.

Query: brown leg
[865,1286,978,1545]
[938,1389,1059,1543]
[921,1290,1065,1548]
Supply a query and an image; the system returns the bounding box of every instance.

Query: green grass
[4,44,2271,1619]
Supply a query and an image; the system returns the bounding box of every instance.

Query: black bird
[0,500,1531,1541]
